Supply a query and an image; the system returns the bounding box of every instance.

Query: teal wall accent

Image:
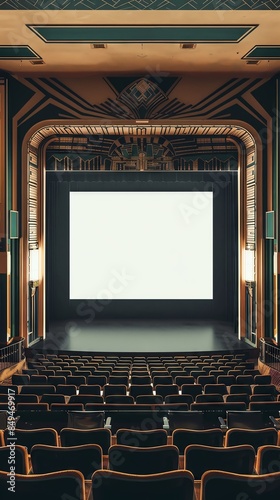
[29,25,255,43]
[0,0,278,10]
[244,46,280,60]
[0,46,41,60]
[9,211,19,239]
[265,212,275,239]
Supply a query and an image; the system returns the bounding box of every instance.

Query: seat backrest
[0,469,85,500]
[155,385,179,397]
[204,384,228,395]
[225,428,278,453]
[172,429,224,454]
[60,427,111,454]
[254,375,271,385]
[105,395,134,404]
[109,376,129,386]
[130,385,153,398]
[253,385,278,396]
[56,384,77,395]
[116,429,168,447]
[103,384,127,397]
[184,444,255,479]
[12,374,30,385]
[229,385,252,395]
[4,428,58,453]
[250,394,274,402]
[165,395,193,405]
[181,384,203,397]
[16,403,49,411]
[197,376,216,387]
[249,401,280,418]
[216,375,236,386]
[136,395,163,404]
[256,445,280,474]
[78,384,101,395]
[31,444,102,479]
[20,385,56,395]
[91,469,194,500]
[131,376,151,385]
[108,444,179,474]
[153,376,173,386]
[40,394,66,404]
[0,445,29,474]
[225,394,250,405]
[195,394,224,403]
[201,470,280,500]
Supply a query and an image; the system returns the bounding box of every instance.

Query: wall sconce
[29,249,39,289]
[244,249,255,283]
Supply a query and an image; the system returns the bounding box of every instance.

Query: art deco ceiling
[0,10,280,75]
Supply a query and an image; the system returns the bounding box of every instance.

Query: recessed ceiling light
[246,60,261,65]
[90,43,107,49]
[30,60,45,65]
[180,43,197,49]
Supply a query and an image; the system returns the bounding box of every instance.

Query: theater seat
[4,428,59,453]
[91,470,194,500]
[31,443,102,480]
[0,445,29,474]
[60,428,111,454]
[201,470,280,500]
[225,428,278,452]
[108,444,179,474]
[184,444,255,479]
[0,470,85,500]
[172,429,224,454]
[256,445,280,474]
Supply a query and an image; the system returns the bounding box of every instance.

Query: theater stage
[28,320,257,358]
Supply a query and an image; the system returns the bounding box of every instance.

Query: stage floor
[31,320,257,357]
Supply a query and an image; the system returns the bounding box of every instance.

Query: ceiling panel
[0,45,41,60]
[243,45,280,60]
[28,25,257,43]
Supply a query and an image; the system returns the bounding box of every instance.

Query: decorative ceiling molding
[30,124,254,152]
[0,0,279,10]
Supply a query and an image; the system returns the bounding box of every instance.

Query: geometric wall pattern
[0,0,279,9]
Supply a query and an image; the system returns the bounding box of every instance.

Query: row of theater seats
[1,425,280,455]
[1,387,280,405]
[1,352,279,498]
[0,435,280,499]
[1,396,280,413]
[12,372,272,387]
[1,468,280,500]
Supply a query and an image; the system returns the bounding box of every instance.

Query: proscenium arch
[20,120,263,347]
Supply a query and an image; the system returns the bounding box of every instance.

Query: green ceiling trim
[0,0,279,10]
[28,25,257,43]
[243,46,280,60]
[0,45,41,60]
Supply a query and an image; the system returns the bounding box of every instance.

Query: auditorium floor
[33,320,257,356]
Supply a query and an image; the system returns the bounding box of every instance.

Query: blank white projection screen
[70,191,213,300]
